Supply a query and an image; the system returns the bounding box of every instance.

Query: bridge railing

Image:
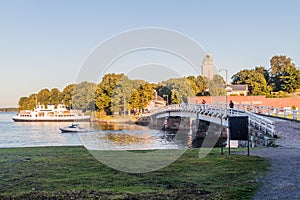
[217,107,275,137]
[149,103,276,137]
[235,104,300,121]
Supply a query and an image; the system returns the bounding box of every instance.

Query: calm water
[0,112,193,150]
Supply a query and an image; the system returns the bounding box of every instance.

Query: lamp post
[163,95,168,106]
[219,68,228,155]
[219,68,228,110]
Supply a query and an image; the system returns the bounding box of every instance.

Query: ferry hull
[13,104,90,123]
[12,117,90,122]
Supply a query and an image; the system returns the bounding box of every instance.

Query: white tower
[201,53,216,80]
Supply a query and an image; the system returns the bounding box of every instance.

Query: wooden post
[220,118,223,155]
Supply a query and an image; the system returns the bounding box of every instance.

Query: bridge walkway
[149,103,276,138]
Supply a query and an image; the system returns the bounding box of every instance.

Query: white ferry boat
[12,104,90,122]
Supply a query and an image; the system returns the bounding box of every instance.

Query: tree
[111,76,133,114]
[185,76,199,95]
[37,89,51,106]
[208,75,226,96]
[195,76,209,96]
[62,84,74,108]
[255,66,270,84]
[72,82,97,111]
[270,55,300,93]
[95,73,126,113]
[231,69,270,95]
[49,88,63,106]
[129,82,154,112]
[184,75,209,96]
[18,97,28,111]
[18,95,36,111]
[157,78,195,104]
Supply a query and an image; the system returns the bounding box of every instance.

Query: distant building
[201,53,216,80]
[226,84,248,96]
[144,90,166,112]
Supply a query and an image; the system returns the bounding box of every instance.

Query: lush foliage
[232,55,300,96]
[157,78,195,104]
[232,68,271,95]
[72,82,97,111]
[208,74,226,96]
[270,55,300,93]
[18,72,216,114]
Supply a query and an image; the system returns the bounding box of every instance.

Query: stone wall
[189,96,300,109]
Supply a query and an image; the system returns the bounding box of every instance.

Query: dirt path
[250,119,300,199]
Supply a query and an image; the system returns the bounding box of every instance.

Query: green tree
[255,66,270,84]
[231,69,270,95]
[72,82,97,111]
[208,75,226,96]
[270,55,300,93]
[195,76,209,96]
[17,94,37,111]
[184,75,209,96]
[129,82,154,112]
[95,73,125,113]
[18,97,28,111]
[62,84,74,108]
[157,78,195,104]
[111,76,133,114]
[185,76,199,95]
[37,89,51,106]
[49,88,63,106]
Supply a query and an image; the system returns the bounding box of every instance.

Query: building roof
[202,53,215,65]
[154,95,165,101]
[228,84,248,91]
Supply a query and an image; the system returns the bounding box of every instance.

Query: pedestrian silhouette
[229,100,234,108]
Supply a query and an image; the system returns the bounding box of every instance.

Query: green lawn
[0,146,269,199]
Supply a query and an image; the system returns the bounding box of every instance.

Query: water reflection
[79,121,193,150]
[0,113,194,149]
[91,121,150,131]
[105,132,154,145]
[157,131,177,142]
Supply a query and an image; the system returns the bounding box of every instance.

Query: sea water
[0,112,192,150]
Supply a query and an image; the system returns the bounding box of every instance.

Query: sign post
[228,116,249,155]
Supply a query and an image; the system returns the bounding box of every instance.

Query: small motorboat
[59,124,87,133]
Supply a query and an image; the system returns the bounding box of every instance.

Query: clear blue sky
[1,0,300,107]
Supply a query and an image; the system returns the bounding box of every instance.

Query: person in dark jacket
[229,100,234,108]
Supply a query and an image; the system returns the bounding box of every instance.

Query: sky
[0,0,300,107]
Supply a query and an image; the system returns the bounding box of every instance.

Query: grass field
[0,146,269,199]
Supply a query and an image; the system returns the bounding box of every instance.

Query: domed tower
[201,53,216,80]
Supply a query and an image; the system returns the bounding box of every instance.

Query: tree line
[17,73,225,114]
[18,55,298,113]
[231,55,300,96]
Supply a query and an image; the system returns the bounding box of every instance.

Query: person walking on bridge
[229,100,234,108]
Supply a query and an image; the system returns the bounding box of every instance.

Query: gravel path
[249,119,300,200]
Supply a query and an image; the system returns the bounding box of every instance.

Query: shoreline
[0,108,17,112]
